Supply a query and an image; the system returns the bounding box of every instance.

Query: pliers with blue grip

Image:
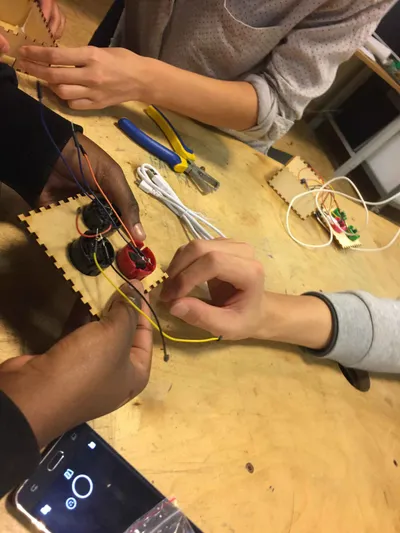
[117,106,220,194]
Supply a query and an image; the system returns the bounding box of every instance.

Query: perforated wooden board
[19,195,168,317]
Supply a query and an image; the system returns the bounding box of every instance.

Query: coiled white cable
[286,175,400,252]
[136,164,226,240]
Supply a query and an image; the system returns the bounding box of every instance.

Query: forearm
[143,58,258,131]
[255,291,400,374]
[0,64,81,205]
[254,292,333,350]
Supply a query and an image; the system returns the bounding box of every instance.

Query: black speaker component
[82,197,122,233]
[68,234,115,276]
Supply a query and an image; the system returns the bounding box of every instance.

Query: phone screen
[16,424,165,533]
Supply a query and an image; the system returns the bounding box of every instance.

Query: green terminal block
[332,208,347,221]
[347,225,360,241]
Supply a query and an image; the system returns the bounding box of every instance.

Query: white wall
[366,131,400,207]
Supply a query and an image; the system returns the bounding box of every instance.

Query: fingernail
[19,47,27,56]
[133,223,146,241]
[170,301,188,318]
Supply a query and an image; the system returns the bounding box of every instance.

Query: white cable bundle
[136,164,226,240]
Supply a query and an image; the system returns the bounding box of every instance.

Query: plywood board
[0,0,55,61]
[0,22,34,58]
[286,156,323,183]
[24,0,55,46]
[268,167,316,219]
[332,229,362,248]
[19,195,167,317]
[0,0,31,26]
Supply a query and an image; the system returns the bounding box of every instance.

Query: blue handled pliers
[117,106,220,194]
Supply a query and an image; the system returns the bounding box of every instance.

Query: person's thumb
[0,35,10,54]
[0,355,35,373]
[103,281,144,338]
[119,196,146,243]
[169,297,230,337]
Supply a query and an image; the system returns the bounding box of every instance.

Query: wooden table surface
[1,74,400,533]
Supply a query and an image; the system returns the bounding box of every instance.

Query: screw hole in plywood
[245,463,254,474]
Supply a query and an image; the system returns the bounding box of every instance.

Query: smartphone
[15,424,202,533]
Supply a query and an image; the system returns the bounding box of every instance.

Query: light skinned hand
[18,46,148,110]
[0,34,9,55]
[39,0,66,39]
[0,281,153,447]
[160,239,266,340]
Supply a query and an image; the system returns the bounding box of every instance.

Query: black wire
[37,81,141,254]
[38,82,168,356]
[72,132,140,253]
[110,263,170,362]
[70,125,95,197]
[37,82,92,202]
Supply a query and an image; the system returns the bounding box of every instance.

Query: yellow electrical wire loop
[93,253,221,344]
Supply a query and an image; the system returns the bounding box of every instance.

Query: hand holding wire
[36,82,145,244]
[94,253,221,347]
[0,274,153,448]
[159,239,266,341]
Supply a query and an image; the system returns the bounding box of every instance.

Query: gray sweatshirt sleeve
[229,0,393,153]
[309,291,400,373]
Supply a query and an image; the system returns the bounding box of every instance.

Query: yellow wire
[93,253,221,344]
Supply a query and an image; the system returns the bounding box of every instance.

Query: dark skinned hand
[38,132,146,242]
[0,281,153,448]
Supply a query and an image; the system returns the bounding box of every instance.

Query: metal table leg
[334,115,400,176]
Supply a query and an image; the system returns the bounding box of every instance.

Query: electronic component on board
[68,234,115,276]
[116,242,156,281]
[82,198,122,233]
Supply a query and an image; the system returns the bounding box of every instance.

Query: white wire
[136,164,226,240]
[286,175,400,252]
[183,214,204,239]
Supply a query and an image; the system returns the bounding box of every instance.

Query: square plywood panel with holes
[19,195,167,316]
[268,168,316,220]
[268,156,324,220]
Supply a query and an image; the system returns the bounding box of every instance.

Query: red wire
[75,211,111,238]
[82,153,138,247]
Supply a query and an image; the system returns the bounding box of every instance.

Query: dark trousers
[89,0,124,47]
